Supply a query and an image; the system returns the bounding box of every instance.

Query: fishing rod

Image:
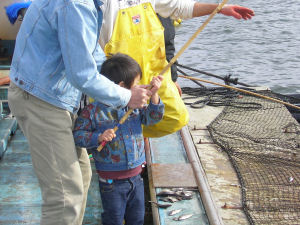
[178,74,300,111]
[97,0,229,151]
[176,62,251,87]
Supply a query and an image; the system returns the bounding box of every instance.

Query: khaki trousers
[8,83,92,225]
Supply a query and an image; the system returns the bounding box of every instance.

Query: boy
[73,53,164,225]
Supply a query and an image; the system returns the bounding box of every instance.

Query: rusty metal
[192,125,208,130]
[151,163,197,187]
[197,138,215,144]
[221,203,243,209]
[181,126,224,225]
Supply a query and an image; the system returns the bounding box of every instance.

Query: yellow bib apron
[104,2,189,137]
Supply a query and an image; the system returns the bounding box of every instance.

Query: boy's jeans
[99,174,145,225]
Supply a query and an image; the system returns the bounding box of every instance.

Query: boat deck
[0,125,103,224]
[0,79,249,225]
[146,132,210,225]
[0,126,211,224]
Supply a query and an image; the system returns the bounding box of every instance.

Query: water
[175,0,300,94]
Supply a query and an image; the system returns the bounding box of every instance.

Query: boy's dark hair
[100,53,142,88]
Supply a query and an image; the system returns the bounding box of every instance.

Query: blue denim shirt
[9,0,131,113]
[73,100,164,171]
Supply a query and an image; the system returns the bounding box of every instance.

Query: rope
[179,75,300,111]
[182,87,262,109]
[176,62,251,87]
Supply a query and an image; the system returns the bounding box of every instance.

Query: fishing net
[182,87,300,225]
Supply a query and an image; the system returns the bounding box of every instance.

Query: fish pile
[149,187,196,221]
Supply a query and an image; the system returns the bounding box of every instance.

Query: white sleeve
[154,0,195,20]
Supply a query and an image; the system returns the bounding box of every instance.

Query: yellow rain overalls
[104,2,189,137]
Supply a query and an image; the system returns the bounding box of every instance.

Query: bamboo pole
[159,0,229,76]
[178,74,300,111]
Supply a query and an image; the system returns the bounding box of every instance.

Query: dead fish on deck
[175,190,193,200]
[149,201,172,209]
[159,196,179,203]
[177,195,193,200]
[171,187,198,192]
[157,189,194,199]
[171,187,185,192]
[168,209,183,216]
[156,189,177,197]
[176,190,193,197]
[173,214,193,221]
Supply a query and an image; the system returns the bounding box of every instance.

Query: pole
[178,74,300,111]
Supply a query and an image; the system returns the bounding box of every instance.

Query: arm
[150,76,163,104]
[156,0,254,20]
[73,105,101,148]
[193,3,254,20]
[57,2,151,109]
[141,98,165,126]
[141,76,165,125]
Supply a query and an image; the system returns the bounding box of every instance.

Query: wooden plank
[0,129,103,224]
[151,163,197,188]
[0,118,17,158]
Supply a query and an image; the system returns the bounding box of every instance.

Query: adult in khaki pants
[8,0,151,224]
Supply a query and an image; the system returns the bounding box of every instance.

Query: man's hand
[174,81,182,96]
[128,85,152,108]
[220,5,255,20]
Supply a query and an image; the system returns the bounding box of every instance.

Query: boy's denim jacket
[9,0,131,113]
[73,100,164,171]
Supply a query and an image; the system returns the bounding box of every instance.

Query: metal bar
[0,65,11,70]
[181,126,224,225]
[144,138,161,225]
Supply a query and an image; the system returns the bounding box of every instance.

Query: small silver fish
[168,209,183,216]
[159,196,179,203]
[159,197,171,202]
[180,195,193,200]
[149,201,172,209]
[167,196,179,203]
[173,214,193,221]
[156,190,177,197]
[176,190,193,197]
[171,187,184,192]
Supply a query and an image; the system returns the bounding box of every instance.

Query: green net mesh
[182,87,300,225]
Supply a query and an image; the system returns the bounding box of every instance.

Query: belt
[99,176,113,184]
[98,174,141,184]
